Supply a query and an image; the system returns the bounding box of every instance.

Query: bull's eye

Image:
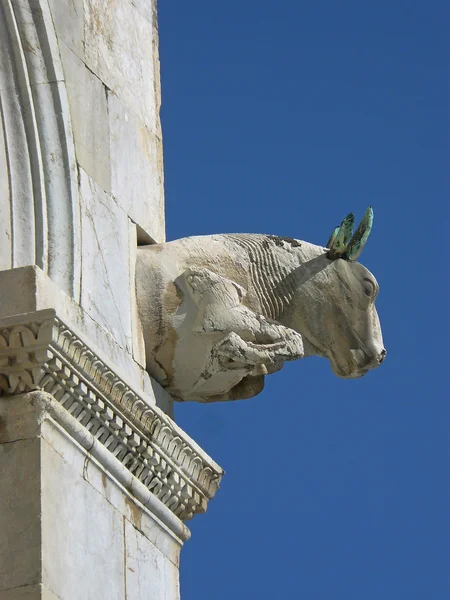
[363,278,376,298]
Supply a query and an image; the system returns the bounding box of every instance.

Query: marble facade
[0,1,223,598]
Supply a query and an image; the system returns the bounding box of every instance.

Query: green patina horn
[326,206,373,261]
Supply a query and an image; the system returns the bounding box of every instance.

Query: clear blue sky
[158,2,449,598]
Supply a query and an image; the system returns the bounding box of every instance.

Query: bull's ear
[327,213,354,259]
[344,206,373,261]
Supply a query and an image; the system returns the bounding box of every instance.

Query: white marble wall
[52,0,165,350]
[0,4,214,599]
[0,393,183,600]
[0,0,166,407]
[49,0,164,240]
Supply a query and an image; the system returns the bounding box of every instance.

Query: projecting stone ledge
[0,309,223,523]
[0,391,187,599]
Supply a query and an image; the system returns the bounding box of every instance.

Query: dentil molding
[0,309,223,522]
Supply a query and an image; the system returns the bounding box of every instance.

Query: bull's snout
[344,346,386,378]
[366,347,387,370]
[378,348,387,364]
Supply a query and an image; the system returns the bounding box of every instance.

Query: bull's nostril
[379,349,387,364]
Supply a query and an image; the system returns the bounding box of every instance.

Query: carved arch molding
[0,0,80,299]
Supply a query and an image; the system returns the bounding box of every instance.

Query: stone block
[139,509,181,569]
[83,456,182,566]
[0,438,41,592]
[0,395,45,445]
[109,92,165,242]
[41,435,125,600]
[79,168,132,352]
[48,0,84,59]
[85,0,159,132]
[0,393,179,597]
[59,42,111,192]
[125,520,180,600]
[39,419,88,478]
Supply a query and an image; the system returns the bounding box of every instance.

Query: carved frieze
[0,309,223,521]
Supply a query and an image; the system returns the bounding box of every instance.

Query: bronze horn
[327,213,354,259]
[343,206,373,261]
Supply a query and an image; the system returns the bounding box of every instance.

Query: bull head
[326,206,373,261]
[319,205,386,378]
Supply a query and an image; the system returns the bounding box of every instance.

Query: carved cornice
[0,310,223,521]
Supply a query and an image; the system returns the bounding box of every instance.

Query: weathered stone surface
[82,458,183,566]
[136,233,386,402]
[59,43,111,192]
[132,0,156,23]
[10,0,64,86]
[0,392,200,600]
[79,168,132,351]
[85,0,159,131]
[41,437,125,600]
[125,520,180,600]
[0,438,41,592]
[139,504,182,568]
[48,0,84,59]
[0,1,81,298]
[109,92,165,242]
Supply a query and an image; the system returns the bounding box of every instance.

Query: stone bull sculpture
[136,207,386,402]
